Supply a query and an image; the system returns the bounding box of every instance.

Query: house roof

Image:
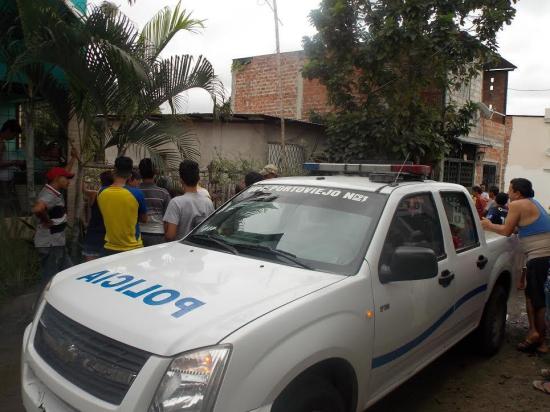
[185,112,324,128]
[97,112,325,128]
[484,55,517,72]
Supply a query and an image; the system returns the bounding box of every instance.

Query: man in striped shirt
[138,158,171,246]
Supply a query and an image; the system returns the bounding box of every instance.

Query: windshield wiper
[185,233,239,255]
[232,243,314,270]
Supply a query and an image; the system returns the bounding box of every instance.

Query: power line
[508,88,550,92]
[258,0,284,26]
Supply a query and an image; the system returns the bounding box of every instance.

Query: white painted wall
[105,119,326,170]
[505,115,550,208]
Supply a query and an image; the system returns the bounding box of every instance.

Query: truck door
[368,192,456,397]
[439,191,490,333]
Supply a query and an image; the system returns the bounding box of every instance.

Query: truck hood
[45,242,344,356]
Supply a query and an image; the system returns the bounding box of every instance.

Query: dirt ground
[1,289,549,412]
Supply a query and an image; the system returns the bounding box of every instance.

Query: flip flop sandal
[533,380,550,394]
[517,339,540,352]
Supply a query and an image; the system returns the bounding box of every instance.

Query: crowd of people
[32,155,279,280]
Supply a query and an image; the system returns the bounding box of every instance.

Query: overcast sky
[116,0,549,116]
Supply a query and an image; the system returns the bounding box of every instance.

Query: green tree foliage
[303,0,517,163]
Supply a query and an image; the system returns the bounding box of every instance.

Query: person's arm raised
[481,201,520,236]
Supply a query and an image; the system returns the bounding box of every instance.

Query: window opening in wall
[490,77,495,83]
[482,164,498,187]
[490,85,494,91]
[443,159,475,189]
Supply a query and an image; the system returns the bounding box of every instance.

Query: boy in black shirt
[486,192,508,225]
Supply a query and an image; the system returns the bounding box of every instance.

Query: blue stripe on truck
[372,284,488,369]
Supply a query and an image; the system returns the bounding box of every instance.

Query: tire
[271,374,346,412]
[473,283,508,356]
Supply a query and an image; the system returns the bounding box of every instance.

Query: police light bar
[303,162,431,177]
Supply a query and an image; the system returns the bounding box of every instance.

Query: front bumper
[20,306,272,412]
[20,320,171,412]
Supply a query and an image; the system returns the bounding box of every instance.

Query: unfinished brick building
[231,50,516,189]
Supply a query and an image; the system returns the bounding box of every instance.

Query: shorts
[525,256,550,310]
[82,242,104,258]
[141,233,165,247]
[102,248,123,257]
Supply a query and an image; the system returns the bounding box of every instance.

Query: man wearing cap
[32,166,74,282]
[260,164,279,179]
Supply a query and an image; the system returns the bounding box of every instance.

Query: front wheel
[473,283,508,356]
[271,374,346,412]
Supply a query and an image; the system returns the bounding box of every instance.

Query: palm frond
[142,54,224,114]
[105,118,199,169]
[84,4,147,80]
[140,1,204,61]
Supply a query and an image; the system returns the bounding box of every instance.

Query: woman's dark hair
[138,158,155,179]
[472,185,483,195]
[179,160,200,186]
[99,170,114,187]
[510,178,535,198]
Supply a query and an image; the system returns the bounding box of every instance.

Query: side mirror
[380,246,438,284]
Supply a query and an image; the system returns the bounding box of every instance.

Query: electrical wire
[508,88,550,92]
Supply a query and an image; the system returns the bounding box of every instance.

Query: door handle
[439,270,455,288]
[477,255,489,269]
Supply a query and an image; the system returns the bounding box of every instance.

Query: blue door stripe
[371,284,488,369]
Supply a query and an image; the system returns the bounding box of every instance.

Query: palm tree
[99,1,223,168]
[3,0,224,248]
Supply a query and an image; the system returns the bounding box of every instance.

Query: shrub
[0,217,40,301]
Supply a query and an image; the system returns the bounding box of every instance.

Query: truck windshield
[184,184,387,275]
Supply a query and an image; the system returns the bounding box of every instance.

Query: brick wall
[482,71,508,124]
[232,50,513,187]
[472,117,513,189]
[232,51,329,121]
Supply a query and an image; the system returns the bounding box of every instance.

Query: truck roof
[260,175,466,194]
[265,176,387,192]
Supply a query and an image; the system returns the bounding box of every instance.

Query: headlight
[149,345,231,412]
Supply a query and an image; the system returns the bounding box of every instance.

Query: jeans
[36,246,73,282]
[141,233,166,247]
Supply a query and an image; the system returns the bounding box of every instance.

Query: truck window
[379,193,445,269]
[189,184,388,275]
[440,192,480,252]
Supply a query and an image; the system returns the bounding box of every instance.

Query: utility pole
[271,0,286,172]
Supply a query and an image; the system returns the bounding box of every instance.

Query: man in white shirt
[163,160,214,241]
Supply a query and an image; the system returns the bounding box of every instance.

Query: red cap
[46,167,74,182]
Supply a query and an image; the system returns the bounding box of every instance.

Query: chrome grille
[34,303,150,405]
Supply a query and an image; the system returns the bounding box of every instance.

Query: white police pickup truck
[22,163,516,412]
